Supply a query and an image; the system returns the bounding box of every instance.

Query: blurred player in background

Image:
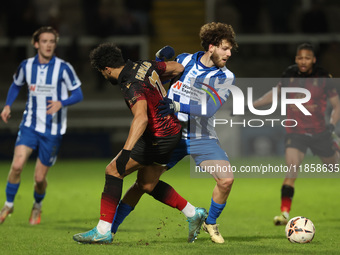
[252,43,340,225]
[111,22,237,244]
[0,26,83,225]
[73,43,207,244]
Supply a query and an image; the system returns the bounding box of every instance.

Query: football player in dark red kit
[252,43,340,225]
[73,43,206,244]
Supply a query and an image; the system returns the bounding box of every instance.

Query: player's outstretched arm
[252,85,281,108]
[161,61,184,81]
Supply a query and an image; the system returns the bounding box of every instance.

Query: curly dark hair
[199,22,238,51]
[31,26,59,45]
[89,43,125,71]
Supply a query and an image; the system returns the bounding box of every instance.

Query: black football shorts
[131,131,181,166]
[285,131,336,157]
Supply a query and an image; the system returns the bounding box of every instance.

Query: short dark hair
[89,43,125,71]
[31,26,59,45]
[297,43,315,54]
[199,22,238,51]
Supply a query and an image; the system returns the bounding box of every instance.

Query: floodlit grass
[0,157,339,255]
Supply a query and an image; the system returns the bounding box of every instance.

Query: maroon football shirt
[279,65,338,134]
[117,60,181,137]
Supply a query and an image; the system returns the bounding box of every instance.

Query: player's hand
[46,100,62,115]
[156,46,175,62]
[1,105,11,123]
[116,149,131,176]
[158,97,180,117]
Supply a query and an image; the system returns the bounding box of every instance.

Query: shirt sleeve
[125,82,147,108]
[62,62,81,91]
[151,60,166,77]
[5,83,22,106]
[61,87,83,106]
[13,61,26,86]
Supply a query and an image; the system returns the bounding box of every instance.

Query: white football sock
[182,202,196,218]
[4,201,13,208]
[97,220,112,235]
[33,202,42,209]
[282,211,289,219]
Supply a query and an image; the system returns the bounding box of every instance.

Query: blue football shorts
[15,126,62,167]
[167,137,229,170]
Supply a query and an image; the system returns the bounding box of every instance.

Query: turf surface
[0,157,339,254]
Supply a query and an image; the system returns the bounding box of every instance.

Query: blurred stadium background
[1,0,340,160]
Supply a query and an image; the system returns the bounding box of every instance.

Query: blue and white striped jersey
[168,51,235,139]
[13,55,81,135]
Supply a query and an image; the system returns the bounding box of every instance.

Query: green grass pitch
[0,157,339,255]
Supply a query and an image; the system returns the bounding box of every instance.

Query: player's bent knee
[286,161,300,168]
[10,163,24,176]
[217,178,234,191]
[105,162,121,177]
[34,177,46,187]
[136,182,155,193]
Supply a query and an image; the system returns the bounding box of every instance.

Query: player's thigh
[12,127,38,169]
[319,153,339,167]
[136,165,166,191]
[38,133,62,167]
[285,133,308,158]
[131,132,181,166]
[166,138,189,170]
[284,148,305,180]
[285,147,305,166]
[199,160,234,180]
[106,152,142,177]
[190,138,229,165]
[12,145,33,169]
[310,130,336,157]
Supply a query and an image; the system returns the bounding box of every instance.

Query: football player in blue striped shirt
[0,26,83,225]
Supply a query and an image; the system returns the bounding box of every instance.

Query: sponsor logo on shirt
[173,81,182,90]
[29,85,36,91]
[29,84,56,95]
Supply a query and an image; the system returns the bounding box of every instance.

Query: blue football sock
[34,191,45,204]
[6,182,20,203]
[111,200,134,233]
[205,198,226,225]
